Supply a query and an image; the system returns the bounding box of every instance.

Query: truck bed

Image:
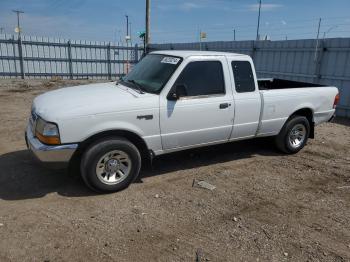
[256,81,337,137]
[258,78,324,90]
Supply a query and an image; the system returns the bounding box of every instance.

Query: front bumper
[25,124,78,168]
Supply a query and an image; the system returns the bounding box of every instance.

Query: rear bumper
[328,112,336,122]
[25,124,78,168]
[314,109,336,125]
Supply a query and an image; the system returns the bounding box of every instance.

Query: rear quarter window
[231,61,256,93]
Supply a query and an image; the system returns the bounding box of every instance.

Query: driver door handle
[219,103,231,109]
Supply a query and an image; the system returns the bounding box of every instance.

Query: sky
[0,0,350,44]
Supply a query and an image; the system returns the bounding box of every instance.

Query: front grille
[31,108,38,121]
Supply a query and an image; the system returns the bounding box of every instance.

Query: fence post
[107,42,111,80]
[11,35,18,77]
[134,44,139,62]
[67,40,73,79]
[18,36,25,79]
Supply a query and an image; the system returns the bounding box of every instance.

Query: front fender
[58,117,145,144]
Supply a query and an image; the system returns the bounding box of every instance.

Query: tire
[275,115,310,154]
[80,137,141,193]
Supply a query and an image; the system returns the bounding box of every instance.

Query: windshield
[121,54,182,94]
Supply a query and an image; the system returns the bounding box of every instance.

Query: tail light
[333,94,340,109]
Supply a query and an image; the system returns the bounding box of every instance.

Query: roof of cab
[150,50,250,59]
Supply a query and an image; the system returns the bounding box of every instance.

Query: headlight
[35,117,61,145]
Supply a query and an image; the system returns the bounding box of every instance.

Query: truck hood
[33,82,158,121]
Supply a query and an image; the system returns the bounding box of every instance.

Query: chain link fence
[0,34,144,80]
[150,38,350,118]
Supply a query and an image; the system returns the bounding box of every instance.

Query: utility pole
[256,0,261,41]
[125,15,129,37]
[233,29,236,41]
[314,18,322,61]
[145,0,151,49]
[316,18,321,40]
[12,10,24,37]
[12,10,25,79]
[125,15,130,74]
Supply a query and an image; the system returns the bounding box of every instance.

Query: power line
[150,15,350,36]
[152,20,350,36]
[152,28,350,43]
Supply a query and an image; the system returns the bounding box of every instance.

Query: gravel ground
[0,79,350,262]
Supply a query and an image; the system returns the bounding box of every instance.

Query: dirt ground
[0,79,350,262]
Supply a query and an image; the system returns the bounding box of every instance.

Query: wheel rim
[95,150,132,185]
[288,123,306,149]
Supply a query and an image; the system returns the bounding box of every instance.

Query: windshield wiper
[124,79,145,94]
[116,78,142,93]
[117,78,152,94]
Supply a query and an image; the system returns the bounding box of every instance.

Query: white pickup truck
[26,51,339,192]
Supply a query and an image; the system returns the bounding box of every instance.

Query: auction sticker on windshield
[161,57,180,64]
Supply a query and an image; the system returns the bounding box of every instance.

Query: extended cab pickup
[26,51,339,192]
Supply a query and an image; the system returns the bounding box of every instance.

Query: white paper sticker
[161,57,180,64]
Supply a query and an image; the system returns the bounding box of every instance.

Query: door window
[174,61,225,97]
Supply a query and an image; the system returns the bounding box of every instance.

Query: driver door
[159,56,234,151]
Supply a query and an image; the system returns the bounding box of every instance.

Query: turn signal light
[35,131,61,145]
[333,94,340,109]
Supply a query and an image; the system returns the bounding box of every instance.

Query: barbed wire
[151,16,350,43]
[1,14,349,43]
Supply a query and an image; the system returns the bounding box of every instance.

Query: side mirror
[167,84,187,101]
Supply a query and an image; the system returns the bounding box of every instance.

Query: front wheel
[80,137,141,193]
[275,115,310,154]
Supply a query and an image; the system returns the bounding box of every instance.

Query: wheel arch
[72,129,152,165]
[289,107,314,138]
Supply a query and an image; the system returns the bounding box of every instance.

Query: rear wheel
[275,115,310,154]
[80,137,141,193]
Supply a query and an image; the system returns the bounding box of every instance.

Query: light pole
[314,18,322,61]
[125,15,130,74]
[125,15,129,38]
[12,10,24,37]
[145,0,150,49]
[256,0,262,41]
[12,10,25,79]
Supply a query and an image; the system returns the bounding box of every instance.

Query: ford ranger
[25,51,339,192]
